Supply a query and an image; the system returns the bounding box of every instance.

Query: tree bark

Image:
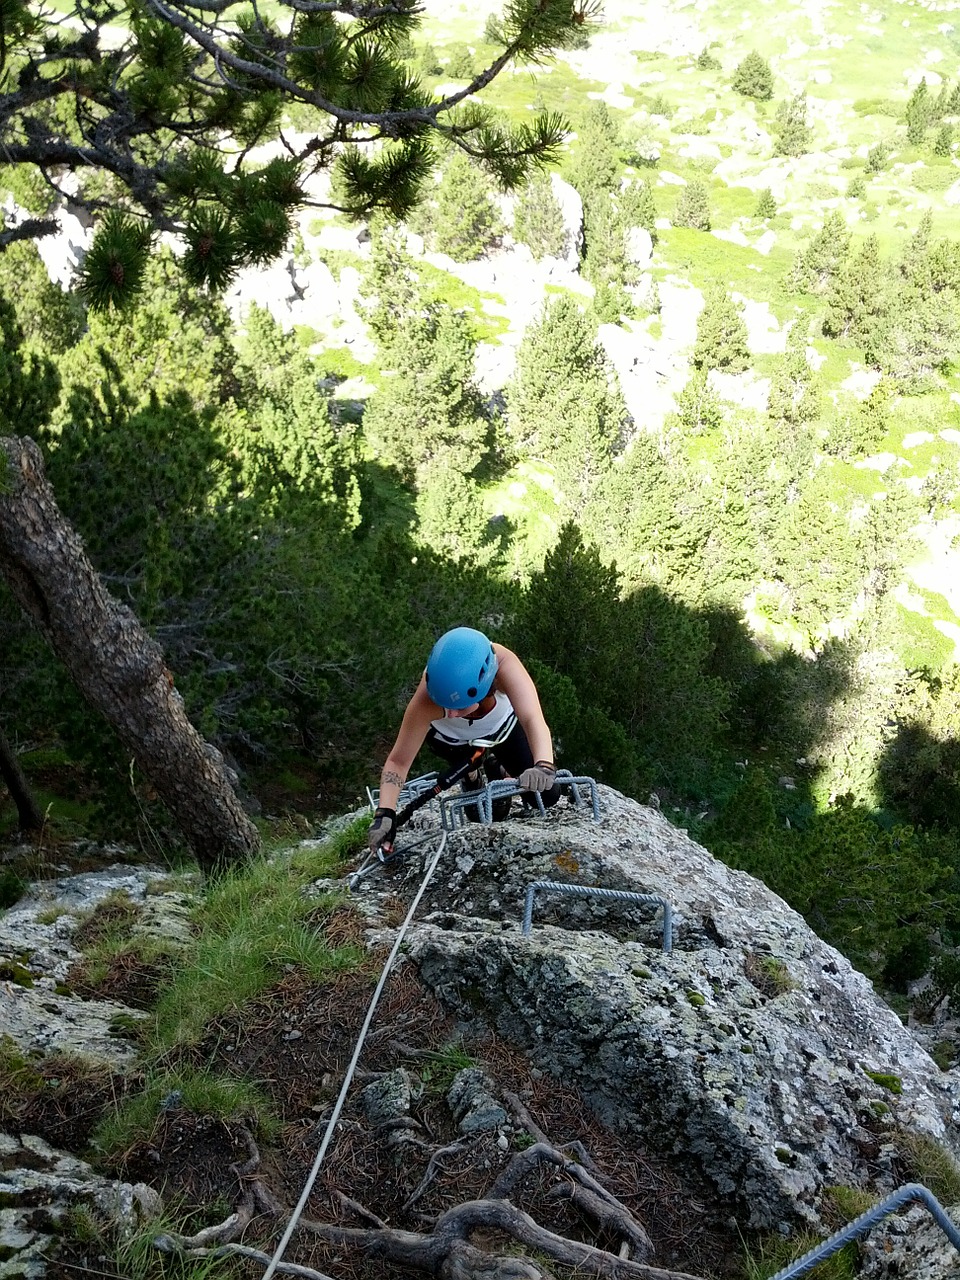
[0,436,260,870]
[0,723,44,832]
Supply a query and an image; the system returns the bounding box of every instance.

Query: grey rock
[370,786,960,1234]
[447,1067,508,1134]
[0,1133,146,1278]
[0,863,195,1065]
[859,1200,960,1279]
[361,1069,423,1148]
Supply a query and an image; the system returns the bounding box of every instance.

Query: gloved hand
[517,761,557,792]
[368,806,397,855]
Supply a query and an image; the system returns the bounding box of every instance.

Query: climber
[367,627,561,856]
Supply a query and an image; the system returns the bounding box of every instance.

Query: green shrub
[0,867,27,909]
[732,50,773,101]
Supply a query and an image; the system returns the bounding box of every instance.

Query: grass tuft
[148,847,364,1051]
[93,1066,279,1161]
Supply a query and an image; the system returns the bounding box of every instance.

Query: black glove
[368,806,397,855]
[517,761,557,792]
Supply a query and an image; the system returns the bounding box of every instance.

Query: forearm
[525,721,554,766]
[377,760,407,812]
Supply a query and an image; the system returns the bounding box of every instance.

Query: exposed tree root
[487,1140,655,1261]
[403,1138,481,1211]
[153,1088,706,1280]
[297,1198,705,1280]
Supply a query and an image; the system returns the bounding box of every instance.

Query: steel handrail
[769,1182,960,1279]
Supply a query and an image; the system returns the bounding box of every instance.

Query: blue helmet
[425,627,498,710]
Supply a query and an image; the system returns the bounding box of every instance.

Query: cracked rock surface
[351,785,960,1235]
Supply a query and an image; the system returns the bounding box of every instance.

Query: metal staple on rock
[439,769,602,828]
[522,881,673,953]
[768,1182,960,1280]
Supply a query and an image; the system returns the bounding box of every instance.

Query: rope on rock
[260,826,450,1280]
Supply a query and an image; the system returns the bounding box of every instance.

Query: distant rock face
[364,786,960,1235]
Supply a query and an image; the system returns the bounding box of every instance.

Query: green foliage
[741,1229,858,1280]
[789,212,851,294]
[363,295,486,482]
[581,189,634,304]
[0,295,61,434]
[3,0,585,305]
[767,322,821,428]
[0,867,27,908]
[865,142,889,174]
[743,952,796,997]
[719,795,958,979]
[905,77,931,144]
[693,288,750,373]
[445,42,475,78]
[863,1068,902,1093]
[569,101,623,195]
[895,1130,960,1204]
[513,169,568,261]
[150,855,361,1050]
[754,188,777,219]
[773,92,812,158]
[714,769,776,842]
[418,1039,478,1091]
[415,461,501,567]
[827,378,894,459]
[506,296,626,511]
[414,42,442,76]
[0,241,85,353]
[675,366,723,435]
[731,50,773,101]
[879,667,960,828]
[934,123,954,156]
[674,179,711,231]
[846,174,867,200]
[78,211,153,310]
[94,1067,279,1160]
[821,235,887,346]
[423,151,503,261]
[620,178,658,243]
[697,46,721,71]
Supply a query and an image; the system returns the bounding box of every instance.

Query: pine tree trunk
[0,436,260,871]
[0,724,44,833]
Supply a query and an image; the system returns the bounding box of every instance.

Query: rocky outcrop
[0,863,193,1064]
[0,863,194,1277]
[0,1133,159,1279]
[860,1198,960,1279]
[352,786,960,1236]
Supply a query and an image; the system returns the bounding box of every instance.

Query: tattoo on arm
[382,770,403,789]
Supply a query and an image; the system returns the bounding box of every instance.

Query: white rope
[261,827,450,1280]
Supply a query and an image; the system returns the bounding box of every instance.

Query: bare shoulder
[492,644,533,689]
[492,642,521,668]
[406,674,442,720]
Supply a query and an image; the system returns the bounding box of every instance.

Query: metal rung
[769,1183,960,1279]
[367,773,440,812]
[439,771,602,828]
[555,771,601,820]
[522,880,673,953]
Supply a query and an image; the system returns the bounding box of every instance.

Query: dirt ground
[41,952,735,1280]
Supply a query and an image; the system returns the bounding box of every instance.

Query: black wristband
[534,760,556,772]
[374,806,396,821]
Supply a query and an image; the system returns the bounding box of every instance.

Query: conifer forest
[2,0,960,997]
